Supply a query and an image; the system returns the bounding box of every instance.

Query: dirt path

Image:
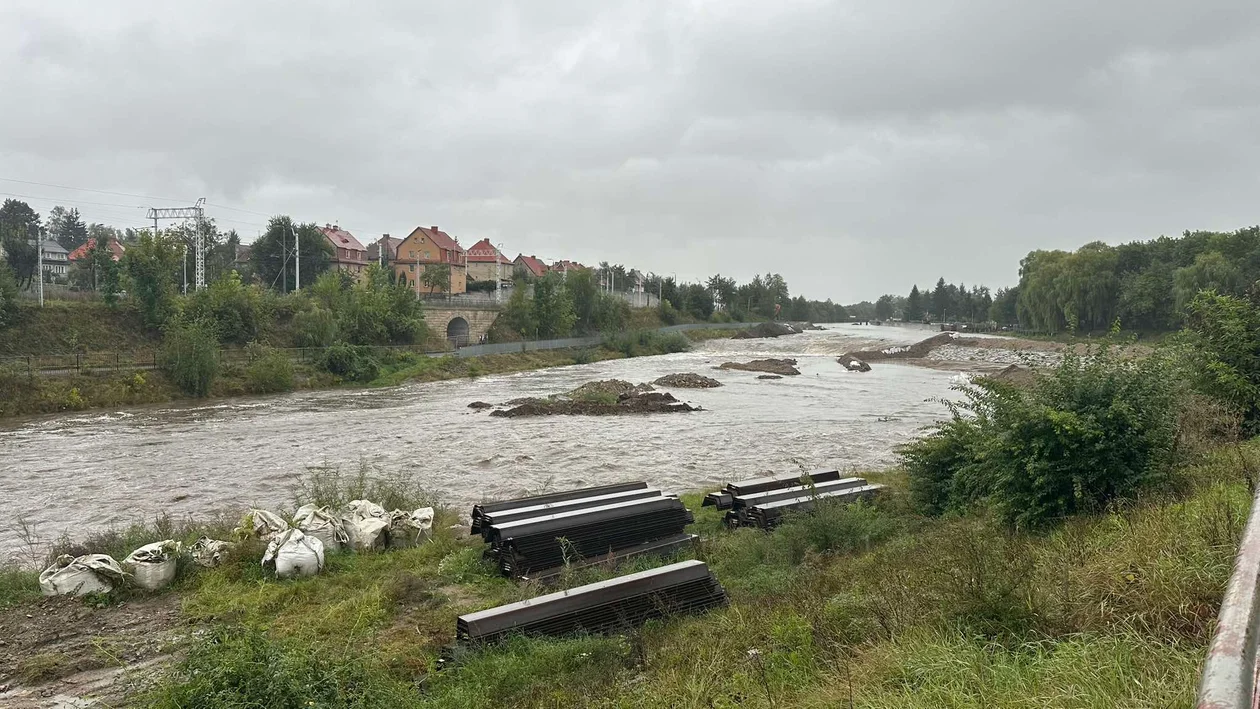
[0,594,187,708]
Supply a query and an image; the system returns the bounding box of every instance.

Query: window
[425,251,431,259]
[409,250,415,258]
[409,264,415,272]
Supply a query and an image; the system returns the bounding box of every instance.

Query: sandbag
[293,504,348,553]
[39,554,127,597]
[190,537,234,568]
[235,508,289,541]
[262,529,325,579]
[342,499,389,552]
[388,507,435,549]
[123,540,181,590]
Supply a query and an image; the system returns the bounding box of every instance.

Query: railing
[1197,487,1260,708]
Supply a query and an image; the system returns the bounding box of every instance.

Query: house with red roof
[466,238,512,283]
[317,224,368,279]
[367,234,402,267]
[68,237,125,263]
[551,259,587,276]
[394,225,467,294]
[513,254,547,279]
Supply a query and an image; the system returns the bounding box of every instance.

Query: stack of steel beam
[703,471,885,529]
[702,469,843,509]
[472,483,697,580]
[742,483,885,529]
[457,560,727,644]
[471,482,650,535]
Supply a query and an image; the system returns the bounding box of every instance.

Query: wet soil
[717,358,802,376]
[652,373,722,388]
[0,594,187,708]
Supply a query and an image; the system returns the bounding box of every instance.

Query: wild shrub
[319,342,379,382]
[900,347,1183,528]
[773,499,901,564]
[0,263,19,329]
[1182,289,1260,429]
[159,320,220,396]
[292,306,339,347]
[243,343,294,394]
[183,271,270,345]
[602,330,690,357]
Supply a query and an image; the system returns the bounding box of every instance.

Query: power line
[0,191,147,210]
[0,177,192,204]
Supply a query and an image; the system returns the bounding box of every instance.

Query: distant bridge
[421,301,502,345]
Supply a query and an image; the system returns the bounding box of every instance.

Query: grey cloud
[3,0,1260,299]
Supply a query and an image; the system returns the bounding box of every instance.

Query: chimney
[431,226,439,232]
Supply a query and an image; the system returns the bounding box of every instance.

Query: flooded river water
[0,324,974,557]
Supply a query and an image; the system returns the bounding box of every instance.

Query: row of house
[22,237,122,282]
[316,224,586,295]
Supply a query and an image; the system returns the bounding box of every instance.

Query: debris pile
[471,482,697,581]
[702,470,885,529]
[457,560,727,644]
[652,373,723,388]
[475,379,702,417]
[838,354,872,372]
[718,358,802,376]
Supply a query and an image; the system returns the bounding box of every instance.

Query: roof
[366,236,402,262]
[514,253,547,277]
[317,225,366,252]
[407,225,464,253]
[552,259,586,272]
[68,238,125,261]
[39,240,68,254]
[467,238,511,263]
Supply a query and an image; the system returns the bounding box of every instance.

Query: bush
[159,320,220,396]
[292,306,339,347]
[899,347,1183,528]
[658,300,680,325]
[244,344,295,394]
[1182,290,1260,429]
[602,330,691,358]
[0,263,19,329]
[319,342,380,382]
[184,271,271,345]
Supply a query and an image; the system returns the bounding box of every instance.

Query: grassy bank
[0,329,718,419]
[1,440,1246,707]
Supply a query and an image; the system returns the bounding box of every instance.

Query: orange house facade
[393,226,467,295]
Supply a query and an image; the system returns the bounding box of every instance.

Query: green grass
[3,444,1250,707]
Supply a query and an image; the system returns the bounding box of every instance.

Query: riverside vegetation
[5,288,1260,706]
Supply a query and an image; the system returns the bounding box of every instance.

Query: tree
[502,283,535,336]
[707,274,737,312]
[989,286,1019,325]
[159,319,220,397]
[930,278,950,321]
[565,269,601,333]
[532,272,576,338]
[1183,289,1260,428]
[251,216,332,292]
[420,264,451,294]
[1174,251,1243,313]
[875,294,895,321]
[0,199,39,289]
[85,235,122,303]
[123,230,183,328]
[49,207,89,251]
[905,285,924,322]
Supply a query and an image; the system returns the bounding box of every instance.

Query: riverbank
[0,328,737,420]
[0,439,1245,707]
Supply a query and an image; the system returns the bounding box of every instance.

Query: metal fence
[1197,487,1260,708]
[2,322,762,376]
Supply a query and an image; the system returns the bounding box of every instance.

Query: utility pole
[291,223,300,291]
[496,242,503,303]
[148,200,206,291]
[33,225,43,307]
[282,222,287,293]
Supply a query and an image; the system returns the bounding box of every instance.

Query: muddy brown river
[0,324,973,558]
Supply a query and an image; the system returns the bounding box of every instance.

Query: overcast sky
[3,1,1259,301]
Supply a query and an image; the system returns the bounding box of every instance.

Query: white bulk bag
[123,540,181,590]
[262,529,325,579]
[293,504,349,553]
[342,499,389,552]
[39,554,127,597]
[190,537,234,568]
[388,507,435,549]
[235,508,289,541]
